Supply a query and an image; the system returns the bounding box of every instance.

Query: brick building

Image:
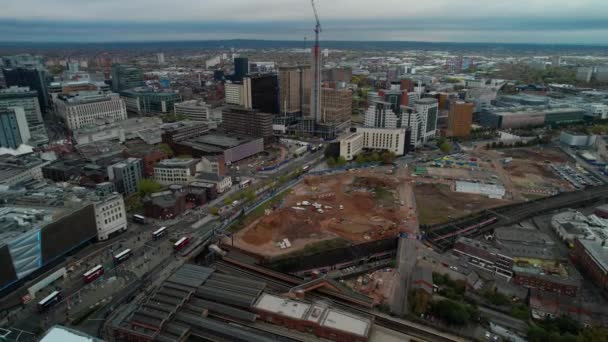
[221,106,273,141]
[572,238,608,294]
[143,190,186,220]
[124,144,169,177]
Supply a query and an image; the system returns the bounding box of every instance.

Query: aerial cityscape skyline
[1,0,608,43]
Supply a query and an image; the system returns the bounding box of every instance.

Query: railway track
[211,260,464,342]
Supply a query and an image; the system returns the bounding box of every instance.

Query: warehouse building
[110,264,373,342]
[481,107,586,129]
[173,134,264,165]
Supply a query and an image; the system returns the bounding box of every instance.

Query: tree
[370,152,381,162]
[326,157,336,168]
[381,151,396,164]
[48,64,65,76]
[430,299,474,326]
[158,143,174,158]
[244,189,256,202]
[355,154,367,165]
[409,289,430,316]
[209,207,219,215]
[439,141,451,154]
[336,156,347,167]
[138,179,162,198]
[223,196,233,206]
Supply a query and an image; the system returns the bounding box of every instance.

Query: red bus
[152,226,168,240]
[83,265,104,283]
[113,249,132,265]
[37,291,61,312]
[173,237,190,252]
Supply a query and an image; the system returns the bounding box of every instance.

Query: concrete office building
[0,108,30,149]
[174,100,222,127]
[54,92,127,130]
[173,134,264,165]
[447,101,474,137]
[321,88,352,126]
[110,64,144,92]
[2,67,50,114]
[93,192,127,241]
[224,80,252,109]
[0,153,50,187]
[0,86,43,125]
[355,127,406,156]
[161,120,210,147]
[154,158,200,186]
[1,54,44,69]
[339,132,364,161]
[0,86,48,146]
[107,158,143,195]
[583,103,608,119]
[278,65,312,115]
[120,88,181,115]
[222,106,273,140]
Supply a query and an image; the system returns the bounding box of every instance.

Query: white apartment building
[54,92,127,130]
[364,101,399,128]
[402,110,424,147]
[339,132,364,161]
[414,98,439,142]
[174,100,222,128]
[154,158,200,185]
[93,193,127,241]
[224,79,252,108]
[356,127,406,156]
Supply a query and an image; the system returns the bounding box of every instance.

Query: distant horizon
[1,39,607,47]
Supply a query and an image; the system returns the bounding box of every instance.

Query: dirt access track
[231,169,416,258]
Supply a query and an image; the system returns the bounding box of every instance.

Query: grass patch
[417,205,453,226]
[374,185,395,205]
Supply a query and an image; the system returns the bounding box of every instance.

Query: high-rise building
[233,57,249,82]
[120,88,181,115]
[224,81,252,109]
[54,92,127,130]
[320,88,352,125]
[0,86,43,124]
[250,74,279,114]
[1,54,45,69]
[2,68,50,114]
[278,65,311,115]
[447,101,474,138]
[221,106,273,140]
[108,158,144,195]
[0,86,48,145]
[414,98,439,142]
[364,101,399,128]
[110,64,144,92]
[157,52,165,64]
[0,108,30,149]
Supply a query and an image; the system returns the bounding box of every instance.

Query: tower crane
[310,0,322,123]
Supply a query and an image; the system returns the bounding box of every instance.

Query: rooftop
[40,325,103,342]
[155,158,198,169]
[0,153,49,185]
[494,227,555,246]
[579,239,608,274]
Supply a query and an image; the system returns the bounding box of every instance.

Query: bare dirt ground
[414,183,514,226]
[231,170,415,257]
[346,268,397,305]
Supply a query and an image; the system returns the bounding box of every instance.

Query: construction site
[230,169,416,258]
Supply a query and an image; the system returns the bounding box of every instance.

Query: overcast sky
[1,0,607,44]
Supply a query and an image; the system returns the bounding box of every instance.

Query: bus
[133,214,146,224]
[152,226,168,240]
[83,265,104,283]
[37,291,61,312]
[239,179,252,189]
[173,237,190,252]
[113,249,132,265]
